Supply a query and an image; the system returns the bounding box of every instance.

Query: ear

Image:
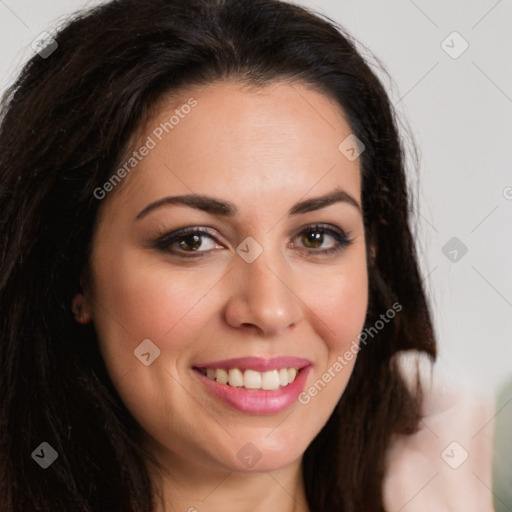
[72,293,92,324]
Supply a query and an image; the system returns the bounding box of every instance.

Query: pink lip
[193,362,312,415]
[193,356,312,372]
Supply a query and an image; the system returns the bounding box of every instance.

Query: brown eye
[177,234,204,252]
[301,230,326,249]
[292,225,352,255]
[153,227,221,258]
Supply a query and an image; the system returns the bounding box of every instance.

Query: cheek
[306,254,368,352]
[330,271,368,350]
[299,252,368,402]
[89,252,219,378]
[296,314,367,442]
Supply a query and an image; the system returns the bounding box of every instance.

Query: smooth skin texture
[79,80,368,511]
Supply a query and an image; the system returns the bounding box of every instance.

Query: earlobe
[72,293,92,324]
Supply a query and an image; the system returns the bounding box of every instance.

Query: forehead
[102,79,361,220]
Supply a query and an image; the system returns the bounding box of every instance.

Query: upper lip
[193,356,312,372]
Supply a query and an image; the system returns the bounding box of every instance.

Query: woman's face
[83,80,368,474]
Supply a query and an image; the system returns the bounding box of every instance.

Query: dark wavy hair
[0,0,436,510]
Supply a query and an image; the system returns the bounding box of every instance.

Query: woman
[0,0,494,510]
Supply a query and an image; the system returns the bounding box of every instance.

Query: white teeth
[228,368,244,388]
[244,369,261,389]
[215,368,229,385]
[202,367,300,390]
[287,368,297,382]
[261,370,280,390]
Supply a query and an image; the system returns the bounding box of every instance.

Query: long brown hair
[0,0,435,510]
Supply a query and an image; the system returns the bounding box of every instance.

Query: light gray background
[1,0,511,393]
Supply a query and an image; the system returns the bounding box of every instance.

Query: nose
[223,246,304,337]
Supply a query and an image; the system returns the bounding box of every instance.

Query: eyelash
[152,224,353,259]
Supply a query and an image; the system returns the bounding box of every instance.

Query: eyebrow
[135,187,361,220]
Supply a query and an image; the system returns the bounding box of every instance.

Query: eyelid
[151,226,221,250]
[290,223,353,254]
[291,222,345,239]
[152,223,353,257]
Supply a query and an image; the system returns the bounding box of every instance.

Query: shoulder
[382,351,496,512]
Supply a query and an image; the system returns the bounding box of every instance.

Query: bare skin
[78,80,368,511]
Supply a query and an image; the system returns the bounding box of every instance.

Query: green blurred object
[493,378,512,512]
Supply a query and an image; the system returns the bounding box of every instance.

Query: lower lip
[193,366,312,414]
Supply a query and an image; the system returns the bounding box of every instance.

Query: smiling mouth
[195,367,301,391]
